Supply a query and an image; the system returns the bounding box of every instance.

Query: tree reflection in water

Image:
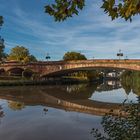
[0,105,4,124]
[8,101,25,111]
[91,101,140,140]
[121,71,140,97]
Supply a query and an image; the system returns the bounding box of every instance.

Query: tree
[91,102,140,139]
[0,16,5,61]
[63,51,87,60]
[45,0,140,22]
[23,55,37,63]
[29,55,37,62]
[8,46,37,62]
[0,37,5,60]
[0,16,3,27]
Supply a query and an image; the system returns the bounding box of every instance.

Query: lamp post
[117,49,123,60]
[125,56,128,60]
[46,53,51,61]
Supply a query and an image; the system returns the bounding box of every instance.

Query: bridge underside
[7,68,24,76]
[41,67,126,77]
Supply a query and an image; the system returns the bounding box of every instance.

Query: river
[0,80,139,140]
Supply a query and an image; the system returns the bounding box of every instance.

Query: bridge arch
[22,68,34,79]
[7,67,25,76]
[1,60,140,78]
[0,68,5,75]
[41,66,126,77]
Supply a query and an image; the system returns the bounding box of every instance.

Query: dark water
[0,80,139,140]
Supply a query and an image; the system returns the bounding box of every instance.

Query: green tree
[0,16,5,61]
[8,46,37,62]
[91,102,140,140]
[29,55,37,62]
[63,51,87,61]
[0,16,3,27]
[0,37,5,60]
[45,0,140,22]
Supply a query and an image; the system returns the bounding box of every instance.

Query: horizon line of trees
[1,48,87,63]
[0,45,37,63]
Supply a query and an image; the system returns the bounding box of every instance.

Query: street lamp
[117,49,123,60]
[125,55,128,60]
[46,53,51,61]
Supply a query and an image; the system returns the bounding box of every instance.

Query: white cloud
[1,0,140,60]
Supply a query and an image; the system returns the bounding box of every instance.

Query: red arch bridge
[0,59,140,77]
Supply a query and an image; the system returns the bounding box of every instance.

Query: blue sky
[0,0,140,60]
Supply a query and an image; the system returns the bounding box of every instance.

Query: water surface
[0,80,139,140]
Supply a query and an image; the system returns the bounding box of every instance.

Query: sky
[0,0,140,60]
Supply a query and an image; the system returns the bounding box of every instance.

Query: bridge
[0,59,140,77]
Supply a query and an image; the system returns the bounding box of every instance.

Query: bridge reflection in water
[0,81,138,116]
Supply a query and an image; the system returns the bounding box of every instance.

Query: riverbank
[0,78,103,86]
